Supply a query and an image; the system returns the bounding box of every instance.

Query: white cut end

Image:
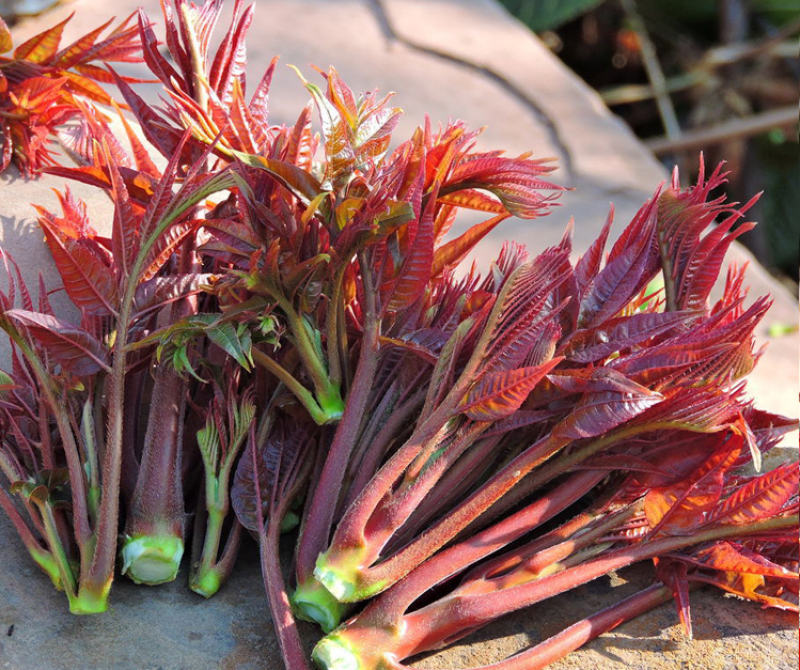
[312,637,359,670]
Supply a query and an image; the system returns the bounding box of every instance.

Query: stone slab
[0,1,797,669]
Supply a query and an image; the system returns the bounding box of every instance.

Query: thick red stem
[423,584,673,670]
[393,515,797,657]
[296,252,379,582]
[369,469,605,621]
[262,516,313,670]
[359,434,570,591]
[125,365,187,536]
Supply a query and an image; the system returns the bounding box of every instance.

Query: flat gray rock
[1,1,797,669]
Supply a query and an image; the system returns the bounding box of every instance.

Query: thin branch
[646,105,798,155]
[620,0,682,141]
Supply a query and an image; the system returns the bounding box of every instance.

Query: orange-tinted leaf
[0,17,12,54]
[61,71,114,105]
[710,462,799,526]
[438,188,507,216]
[705,572,799,611]
[51,16,113,67]
[234,152,323,205]
[645,442,741,535]
[355,106,402,164]
[284,104,315,169]
[432,213,509,278]
[692,541,797,579]
[302,72,355,184]
[462,359,561,421]
[38,218,118,316]
[13,14,71,63]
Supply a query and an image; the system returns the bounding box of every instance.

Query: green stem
[293,250,380,628]
[190,506,225,597]
[251,348,335,425]
[36,499,78,600]
[0,486,63,590]
[326,264,348,388]
[277,293,343,418]
[80,397,101,525]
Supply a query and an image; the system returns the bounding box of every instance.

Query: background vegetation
[500,0,799,290]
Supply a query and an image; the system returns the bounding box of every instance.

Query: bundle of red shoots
[0,2,796,668]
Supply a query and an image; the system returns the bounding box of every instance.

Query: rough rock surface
[0,1,797,669]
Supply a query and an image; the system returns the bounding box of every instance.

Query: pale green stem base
[68,583,111,615]
[292,578,349,634]
[121,535,184,585]
[29,546,66,592]
[191,567,222,598]
[312,636,361,670]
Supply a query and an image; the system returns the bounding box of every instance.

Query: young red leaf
[552,388,663,441]
[386,189,436,312]
[34,195,118,317]
[560,310,695,364]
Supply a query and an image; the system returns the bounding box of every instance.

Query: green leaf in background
[500,0,608,31]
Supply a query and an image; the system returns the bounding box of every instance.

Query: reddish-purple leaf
[560,310,695,363]
[548,368,657,396]
[552,388,663,441]
[7,309,110,375]
[141,220,201,282]
[575,205,613,293]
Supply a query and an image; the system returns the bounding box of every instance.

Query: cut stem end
[190,566,222,598]
[312,636,361,670]
[292,578,348,633]
[68,583,111,615]
[121,535,184,585]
